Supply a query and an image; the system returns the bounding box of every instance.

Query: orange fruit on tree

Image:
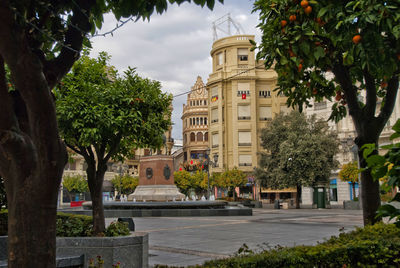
[281,20,288,27]
[335,92,342,101]
[289,50,296,57]
[298,63,303,72]
[381,82,388,88]
[289,15,297,22]
[312,88,318,95]
[300,0,309,8]
[304,6,312,15]
[352,35,362,44]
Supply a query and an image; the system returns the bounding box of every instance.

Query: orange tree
[0,0,222,266]
[219,168,247,200]
[338,161,359,200]
[253,0,400,225]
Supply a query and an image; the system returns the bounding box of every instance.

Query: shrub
[0,211,130,237]
[56,212,93,237]
[104,221,130,237]
[199,223,400,268]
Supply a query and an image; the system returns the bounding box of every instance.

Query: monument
[128,155,185,201]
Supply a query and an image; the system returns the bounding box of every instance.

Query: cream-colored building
[182,76,209,163]
[206,35,289,184]
[302,93,400,205]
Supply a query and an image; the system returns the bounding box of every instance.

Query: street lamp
[205,148,218,200]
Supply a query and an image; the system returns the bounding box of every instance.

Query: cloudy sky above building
[90,0,261,140]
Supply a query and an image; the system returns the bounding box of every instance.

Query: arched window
[190,118,192,125]
[204,132,208,141]
[196,118,199,125]
[197,132,203,142]
[200,117,203,125]
[205,117,208,125]
[190,132,195,142]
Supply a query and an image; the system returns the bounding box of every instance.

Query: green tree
[174,170,192,196]
[339,161,359,200]
[56,52,172,235]
[255,112,339,208]
[62,175,89,202]
[219,168,247,201]
[111,174,139,196]
[253,0,399,224]
[0,0,221,265]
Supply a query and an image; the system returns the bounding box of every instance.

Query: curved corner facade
[206,35,290,176]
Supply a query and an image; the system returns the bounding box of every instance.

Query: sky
[90,0,261,140]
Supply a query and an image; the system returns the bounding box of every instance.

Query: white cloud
[90,0,259,139]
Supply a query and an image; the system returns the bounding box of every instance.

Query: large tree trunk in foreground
[87,162,106,235]
[5,162,65,267]
[358,146,382,225]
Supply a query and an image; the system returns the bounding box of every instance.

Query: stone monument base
[128,185,185,201]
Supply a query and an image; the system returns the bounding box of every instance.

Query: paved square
[128,208,363,267]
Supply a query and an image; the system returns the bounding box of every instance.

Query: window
[217,52,223,65]
[205,117,208,125]
[204,132,208,141]
[197,132,203,142]
[204,100,207,105]
[190,132,195,142]
[211,108,218,123]
[330,179,338,202]
[211,87,218,102]
[190,118,192,125]
[238,105,250,120]
[200,117,203,125]
[259,90,271,98]
[238,48,248,61]
[259,106,272,121]
[239,155,252,166]
[212,133,219,147]
[238,131,251,146]
[183,134,187,144]
[237,83,250,97]
[197,100,200,106]
[196,117,199,125]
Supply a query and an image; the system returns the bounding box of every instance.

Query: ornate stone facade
[182,76,209,163]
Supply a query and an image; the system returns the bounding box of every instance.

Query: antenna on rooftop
[212,13,245,41]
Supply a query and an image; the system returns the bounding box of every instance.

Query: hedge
[197,223,400,268]
[153,223,400,268]
[0,210,129,237]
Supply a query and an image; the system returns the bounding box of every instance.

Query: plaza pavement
[123,208,363,267]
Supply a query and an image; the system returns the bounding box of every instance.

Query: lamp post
[205,148,218,200]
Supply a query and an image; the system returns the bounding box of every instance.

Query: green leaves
[255,111,339,189]
[56,52,172,161]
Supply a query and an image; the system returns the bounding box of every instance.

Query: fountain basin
[61,201,252,217]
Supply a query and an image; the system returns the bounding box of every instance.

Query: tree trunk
[295,184,302,209]
[86,162,107,235]
[1,138,67,267]
[352,183,356,201]
[358,149,381,225]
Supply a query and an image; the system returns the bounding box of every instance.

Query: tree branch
[332,60,361,120]
[103,134,122,164]
[363,69,377,118]
[378,75,399,121]
[44,0,95,89]
[64,141,84,156]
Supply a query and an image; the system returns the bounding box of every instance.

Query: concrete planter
[0,232,148,268]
